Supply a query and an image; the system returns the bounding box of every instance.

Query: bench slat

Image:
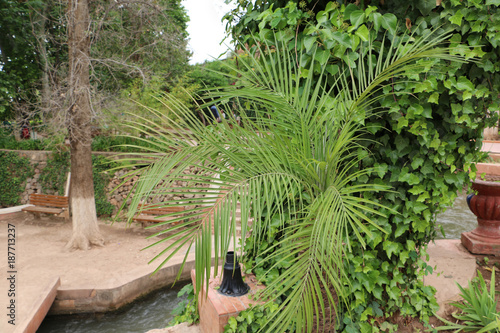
[29,194,69,208]
[133,215,177,223]
[22,207,64,214]
[133,204,185,226]
[137,204,184,214]
[23,194,70,221]
[30,201,68,208]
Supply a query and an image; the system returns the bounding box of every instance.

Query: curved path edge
[49,258,196,315]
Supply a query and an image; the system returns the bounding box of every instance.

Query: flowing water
[37,282,188,333]
[436,191,477,239]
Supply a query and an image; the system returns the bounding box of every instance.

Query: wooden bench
[133,204,185,227]
[22,194,70,221]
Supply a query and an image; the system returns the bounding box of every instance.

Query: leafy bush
[39,152,70,195]
[224,303,289,333]
[0,151,34,207]
[0,134,47,150]
[0,131,162,153]
[168,284,199,326]
[92,155,116,216]
[38,152,116,216]
[224,1,500,329]
[436,269,500,332]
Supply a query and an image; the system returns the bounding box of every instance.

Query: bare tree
[6,0,189,250]
[65,0,104,250]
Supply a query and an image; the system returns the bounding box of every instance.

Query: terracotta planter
[462,179,500,255]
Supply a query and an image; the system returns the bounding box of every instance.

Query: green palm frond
[119,28,465,332]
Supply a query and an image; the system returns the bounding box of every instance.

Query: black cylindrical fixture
[219,251,249,297]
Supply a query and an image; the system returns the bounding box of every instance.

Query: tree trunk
[66,0,104,250]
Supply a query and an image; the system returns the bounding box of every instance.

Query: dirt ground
[0,212,192,333]
[0,213,177,287]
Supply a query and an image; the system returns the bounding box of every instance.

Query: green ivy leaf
[411,157,424,169]
[383,241,400,259]
[449,10,464,26]
[371,12,382,32]
[416,0,436,15]
[355,24,370,42]
[428,92,439,104]
[228,316,237,330]
[331,31,353,48]
[456,77,474,91]
[350,10,366,28]
[380,13,397,35]
[304,36,317,52]
[395,224,410,238]
[314,49,330,65]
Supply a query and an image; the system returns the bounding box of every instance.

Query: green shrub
[225,0,500,329]
[224,303,288,333]
[38,152,116,216]
[92,155,116,216]
[0,151,34,207]
[436,269,500,332]
[0,130,163,153]
[168,284,199,326]
[39,152,70,195]
[0,134,46,150]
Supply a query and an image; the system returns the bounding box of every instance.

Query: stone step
[15,277,60,333]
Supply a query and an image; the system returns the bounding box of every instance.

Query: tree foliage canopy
[0,0,191,124]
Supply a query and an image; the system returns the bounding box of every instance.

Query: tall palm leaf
[119,30,464,332]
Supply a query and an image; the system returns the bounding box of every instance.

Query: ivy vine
[0,151,34,207]
[224,0,500,331]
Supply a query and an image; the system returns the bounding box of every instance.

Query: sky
[181,0,233,65]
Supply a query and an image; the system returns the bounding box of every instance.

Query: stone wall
[107,166,210,214]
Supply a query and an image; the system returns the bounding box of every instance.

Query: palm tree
[120,31,464,332]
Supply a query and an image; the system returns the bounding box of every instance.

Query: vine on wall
[0,151,34,207]
[0,150,116,216]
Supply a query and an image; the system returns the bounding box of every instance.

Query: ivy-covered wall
[226,0,500,330]
[0,151,34,207]
[0,150,115,216]
[0,150,207,220]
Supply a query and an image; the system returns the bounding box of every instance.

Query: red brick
[220,295,239,315]
[231,297,247,312]
[193,270,267,333]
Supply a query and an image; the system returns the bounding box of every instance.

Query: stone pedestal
[463,179,500,255]
[461,232,500,255]
[191,268,264,333]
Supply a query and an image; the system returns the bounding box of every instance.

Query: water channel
[435,191,476,239]
[37,192,477,332]
[37,282,188,333]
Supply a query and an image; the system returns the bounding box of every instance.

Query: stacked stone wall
[5,150,211,214]
[107,166,210,214]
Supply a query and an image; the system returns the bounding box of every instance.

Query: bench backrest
[137,204,184,215]
[30,194,69,208]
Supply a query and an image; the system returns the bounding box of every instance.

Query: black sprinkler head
[218,251,249,297]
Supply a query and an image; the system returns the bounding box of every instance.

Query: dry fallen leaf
[406,18,412,31]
